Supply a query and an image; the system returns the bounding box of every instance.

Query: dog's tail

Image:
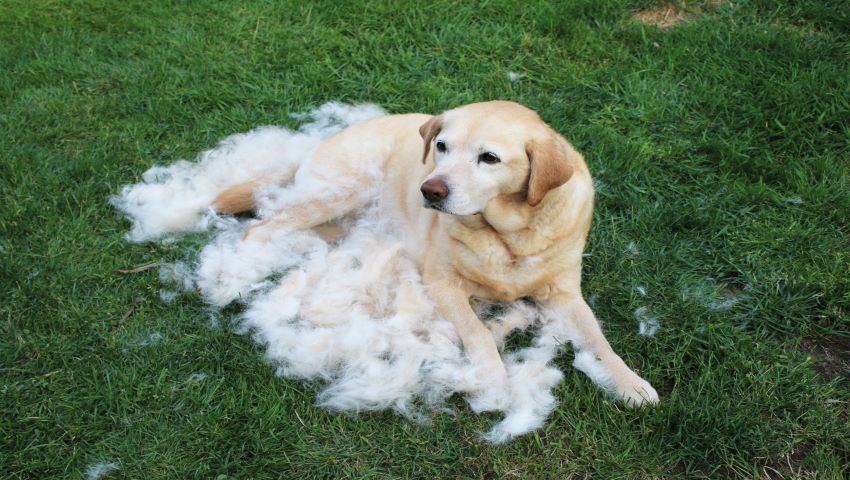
[212,181,261,214]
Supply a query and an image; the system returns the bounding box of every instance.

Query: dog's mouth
[424,201,463,215]
[423,202,482,217]
[423,201,448,213]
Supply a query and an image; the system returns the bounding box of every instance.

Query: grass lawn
[2,0,849,478]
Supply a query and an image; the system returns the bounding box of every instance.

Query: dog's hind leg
[242,169,380,243]
[212,181,264,214]
[212,158,306,215]
[229,115,396,242]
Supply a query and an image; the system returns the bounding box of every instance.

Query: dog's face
[419,101,574,215]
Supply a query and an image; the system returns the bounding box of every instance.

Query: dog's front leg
[543,293,659,407]
[426,279,511,412]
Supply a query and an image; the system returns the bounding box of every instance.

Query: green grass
[2,0,849,478]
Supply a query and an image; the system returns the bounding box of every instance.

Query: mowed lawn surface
[2,0,848,478]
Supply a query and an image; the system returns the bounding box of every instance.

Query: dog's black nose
[421,178,449,203]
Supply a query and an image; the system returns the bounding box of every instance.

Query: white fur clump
[159,290,179,303]
[481,306,595,442]
[157,261,197,303]
[122,331,163,352]
[573,351,615,393]
[682,278,745,313]
[289,101,387,138]
[194,203,568,440]
[86,461,120,480]
[196,226,328,307]
[159,262,196,291]
[112,103,573,443]
[634,306,660,337]
[506,71,525,82]
[110,103,387,243]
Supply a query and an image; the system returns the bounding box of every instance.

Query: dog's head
[419,101,574,215]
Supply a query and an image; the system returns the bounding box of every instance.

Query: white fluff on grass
[86,461,120,480]
[506,71,525,82]
[159,290,179,303]
[634,306,660,338]
[122,331,163,352]
[681,278,745,313]
[159,261,196,291]
[112,102,576,442]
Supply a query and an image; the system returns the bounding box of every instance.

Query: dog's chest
[449,227,554,301]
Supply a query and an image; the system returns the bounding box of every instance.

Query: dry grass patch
[771,17,826,37]
[633,2,725,28]
[634,4,696,28]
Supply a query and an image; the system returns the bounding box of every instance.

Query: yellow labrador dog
[213,101,658,407]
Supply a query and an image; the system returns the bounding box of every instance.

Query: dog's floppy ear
[419,115,443,164]
[525,134,574,207]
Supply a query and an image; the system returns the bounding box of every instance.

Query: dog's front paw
[466,366,512,413]
[468,383,512,413]
[616,374,659,407]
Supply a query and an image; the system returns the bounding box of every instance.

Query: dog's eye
[478,152,500,164]
[435,140,447,153]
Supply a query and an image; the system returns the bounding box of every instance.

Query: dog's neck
[480,193,535,232]
[454,188,571,257]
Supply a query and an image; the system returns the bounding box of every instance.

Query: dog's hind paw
[243,219,293,243]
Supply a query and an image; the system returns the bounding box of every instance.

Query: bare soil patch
[762,441,814,480]
[803,335,850,382]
